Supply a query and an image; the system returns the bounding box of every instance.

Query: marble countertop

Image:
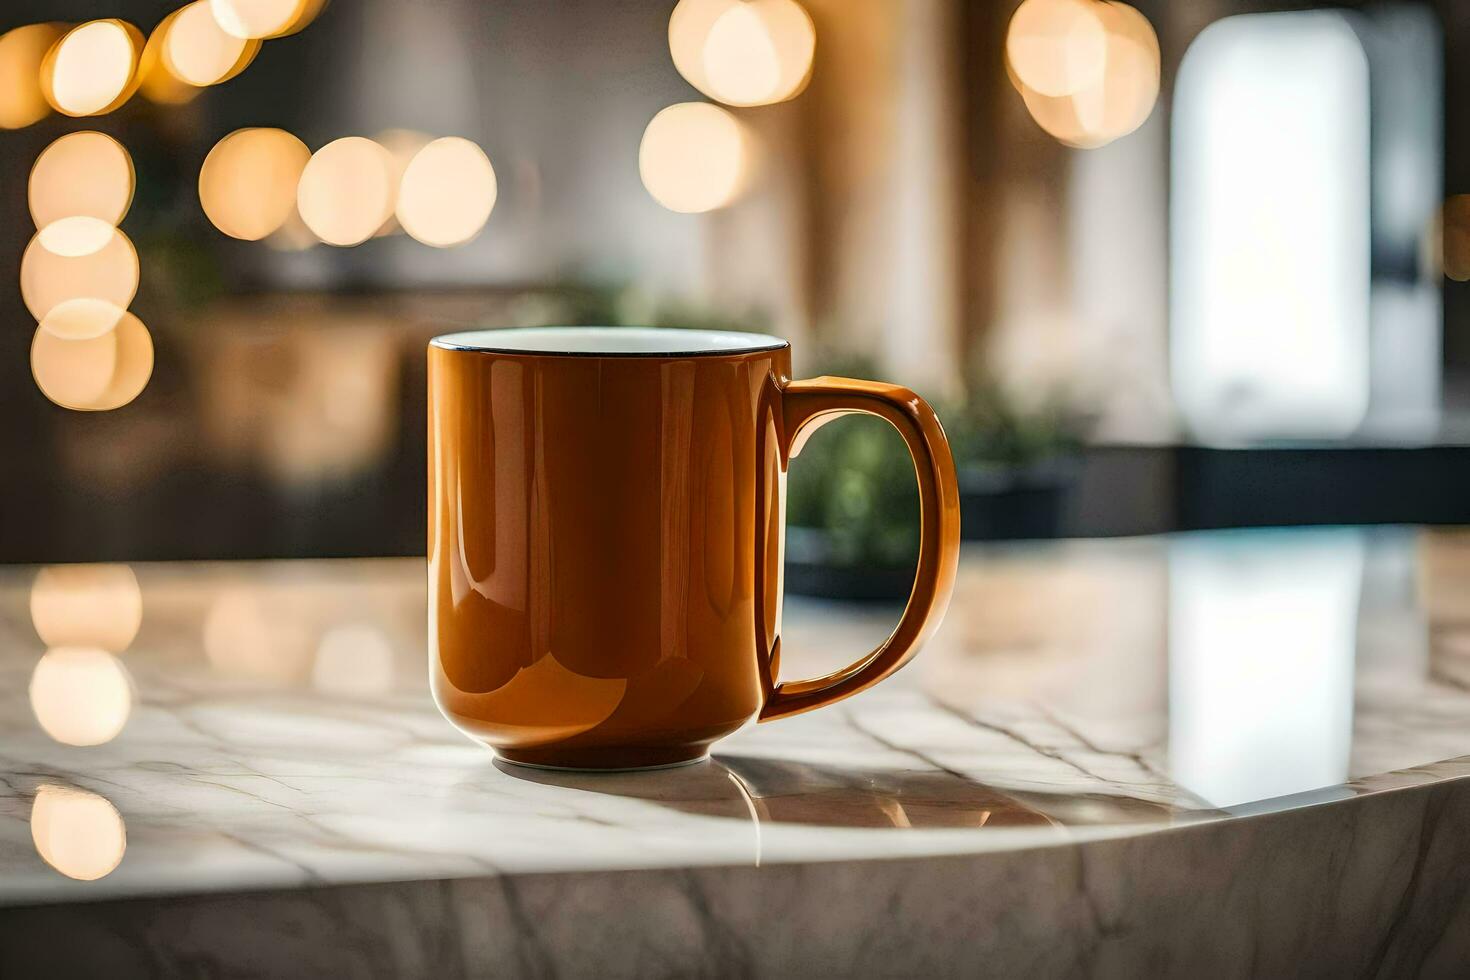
[5,526,1470,975]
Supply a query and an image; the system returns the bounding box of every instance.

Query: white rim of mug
[430,326,790,358]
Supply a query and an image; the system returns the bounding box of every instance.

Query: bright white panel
[1171,12,1371,444]
[1168,529,1362,808]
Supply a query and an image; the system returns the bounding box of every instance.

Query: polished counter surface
[5,527,1470,975]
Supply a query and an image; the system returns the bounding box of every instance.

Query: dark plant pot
[783,526,914,602]
[958,457,1078,541]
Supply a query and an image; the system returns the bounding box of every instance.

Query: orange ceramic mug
[428,327,960,770]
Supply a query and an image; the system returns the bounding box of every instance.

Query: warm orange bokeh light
[0,24,64,128]
[165,1,261,87]
[1017,81,1093,146]
[38,296,128,341]
[37,217,119,259]
[703,5,781,104]
[1013,1,1160,149]
[42,20,145,117]
[670,0,815,108]
[1071,2,1158,144]
[397,137,498,248]
[203,589,314,681]
[1005,0,1107,99]
[372,129,432,237]
[297,137,397,247]
[670,0,727,95]
[707,0,815,106]
[313,624,395,696]
[210,0,329,40]
[137,8,200,106]
[31,308,154,412]
[21,226,139,323]
[31,784,127,881]
[639,102,751,214]
[29,131,136,232]
[30,563,144,651]
[200,128,312,241]
[30,647,134,747]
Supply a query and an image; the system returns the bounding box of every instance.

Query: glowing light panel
[1171,12,1371,443]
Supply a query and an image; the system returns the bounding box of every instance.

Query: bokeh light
[31,309,155,412]
[0,24,64,128]
[1071,2,1159,144]
[30,647,134,747]
[29,131,136,231]
[372,129,432,237]
[670,0,815,107]
[42,20,145,117]
[199,128,311,240]
[703,5,780,104]
[21,226,139,323]
[137,9,200,106]
[38,296,128,341]
[37,217,119,259]
[1016,80,1093,146]
[30,319,119,408]
[31,784,127,881]
[708,0,815,107]
[1011,0,1160,149]
[639,102,752,214]
[165,0,261,87]
[30,563,144,651]
[396,137,497,247]
[297,137,397,246]
[210,0,329,40]
[670,0,727,94]
[1005,0,1107,99]
[313,624,395,696]
[203,589,314,682]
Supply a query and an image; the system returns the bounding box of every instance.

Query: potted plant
[782,358,1091,600]
[783,355,920,601]
[784,408,921,601]
[944,376,1089,541]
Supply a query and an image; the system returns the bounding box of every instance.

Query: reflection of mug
[428,327,960,770]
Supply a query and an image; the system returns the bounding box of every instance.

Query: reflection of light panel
[1171,12,1371,444]
[1168,529,1362,808]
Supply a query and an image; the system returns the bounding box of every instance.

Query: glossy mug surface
[428,327,960,770]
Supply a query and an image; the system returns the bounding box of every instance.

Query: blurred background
[2,0,1467,602]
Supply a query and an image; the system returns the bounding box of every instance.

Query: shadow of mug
[495,754,1060,830]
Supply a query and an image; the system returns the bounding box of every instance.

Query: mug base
[495,746,711,773]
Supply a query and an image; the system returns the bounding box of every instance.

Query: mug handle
[759,376,962,722]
